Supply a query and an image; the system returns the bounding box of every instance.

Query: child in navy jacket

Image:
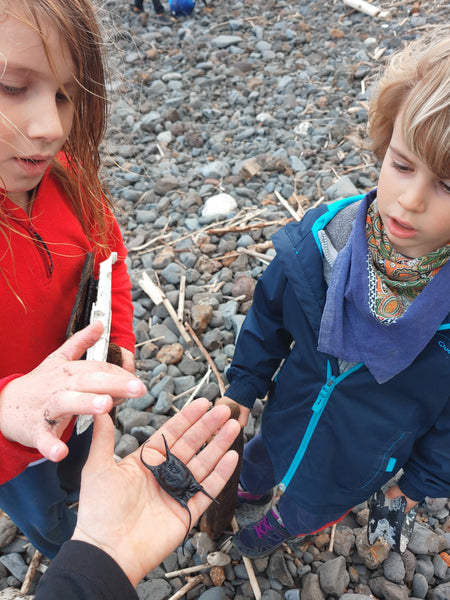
[217,32,450,557]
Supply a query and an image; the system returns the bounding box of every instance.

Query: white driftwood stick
[237,247,273,264]
[20,549,43,594]
[329,523,337,552]
[343,0,388,17]
[165,563,210,578]
[183,367,211,408]
[274,190,301,222]
[166,575,203,600]
[139,272,191,344]
[231,517,262,600]
[177,275,186,322]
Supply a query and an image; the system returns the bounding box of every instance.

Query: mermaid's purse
[367,489,418,553]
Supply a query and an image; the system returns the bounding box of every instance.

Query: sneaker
[237,484,274,506]
[233,508,295,558]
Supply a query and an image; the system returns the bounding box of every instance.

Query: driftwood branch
[139,272,192,345]
[207,217,291,236]
[237,247,273,264]
[166,575,204,600]
[274,190,302,222]
[184,322,226,396]
[231,517,261,600]
[343,0,389,18]
[177,275,186,322]
[329,523,337,552]
[20,549,43,594]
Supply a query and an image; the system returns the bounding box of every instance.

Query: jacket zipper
[16,221,54,279]
[278,360,363,493]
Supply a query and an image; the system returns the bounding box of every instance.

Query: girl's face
[0,15,75,210]
[377,110,450,258]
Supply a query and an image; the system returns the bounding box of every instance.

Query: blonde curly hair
[368,31,450,179]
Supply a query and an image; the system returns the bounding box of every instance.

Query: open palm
[73,398,240,586]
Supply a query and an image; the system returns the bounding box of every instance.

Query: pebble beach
[1,0,450,598]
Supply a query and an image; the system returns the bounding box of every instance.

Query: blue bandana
[317,191,450,383]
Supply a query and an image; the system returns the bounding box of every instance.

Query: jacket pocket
[358,430,413,491]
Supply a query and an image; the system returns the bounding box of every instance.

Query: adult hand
[215,395,250,428]
[0,321,146,462]
[73,398,240,586]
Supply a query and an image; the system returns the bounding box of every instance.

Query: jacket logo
[437,333,450,356]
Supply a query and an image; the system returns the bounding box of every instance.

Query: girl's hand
[215,395,250,428]
[73,399,240,587]
[385,485,418,512]
[0,321,146,462]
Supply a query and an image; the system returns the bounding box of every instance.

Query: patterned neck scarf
[365,201,450,324]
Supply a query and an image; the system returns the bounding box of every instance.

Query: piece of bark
[202,403,243,539]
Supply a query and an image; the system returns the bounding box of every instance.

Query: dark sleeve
[35,541,138,600]
[397,397,450,501]
[225,255,293,408]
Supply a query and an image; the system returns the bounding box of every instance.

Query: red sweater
[0,164,135,484]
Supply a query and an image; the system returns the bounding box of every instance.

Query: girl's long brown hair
[0,0,114,246]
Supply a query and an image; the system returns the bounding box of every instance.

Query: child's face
[376,111,450,258]
[0,15,75,210]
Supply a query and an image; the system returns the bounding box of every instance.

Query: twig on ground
[21,549,43,594]
[166,575,204,600]
[184,322,226,396]
[231,517,262,600]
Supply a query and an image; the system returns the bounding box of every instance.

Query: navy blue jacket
[226,196,450,516]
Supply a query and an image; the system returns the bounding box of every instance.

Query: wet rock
[355,528,391,569]
[383,552,406,584]
[408,523,446,555]
[191,304,214,334]
[301,573,325,600]
[334,526,356,557]
[156,343,184,364]
[317,555,349,596]
[266,551,294,587]
[0,518,17,550]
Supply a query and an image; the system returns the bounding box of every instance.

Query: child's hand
[0,321,146,463]
[385,485,418,512]
[215,395,250,428]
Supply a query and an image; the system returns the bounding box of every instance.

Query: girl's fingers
[51,391,114,417]
[35,430,69,463]
[49,321,104,362]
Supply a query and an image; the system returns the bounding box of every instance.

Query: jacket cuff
[225,380,260,409]
[35,540,138,600]
[395,473,426,503]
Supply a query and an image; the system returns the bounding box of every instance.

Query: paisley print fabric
[365,201,450,323]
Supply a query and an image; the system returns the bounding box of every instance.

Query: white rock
[201,193,237,220]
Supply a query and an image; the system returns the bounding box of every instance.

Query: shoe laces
[254,513,275,539]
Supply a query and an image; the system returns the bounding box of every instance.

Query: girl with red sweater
[0,0,146,558]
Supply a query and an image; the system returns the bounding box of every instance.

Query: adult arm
[35,541,138,600]
[35,398,240,598]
